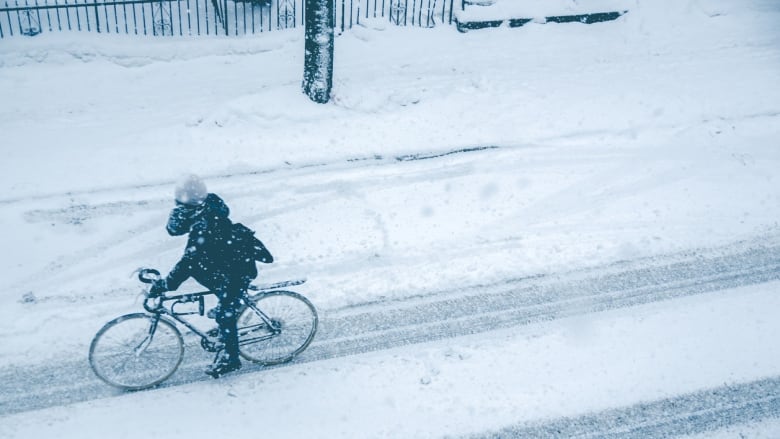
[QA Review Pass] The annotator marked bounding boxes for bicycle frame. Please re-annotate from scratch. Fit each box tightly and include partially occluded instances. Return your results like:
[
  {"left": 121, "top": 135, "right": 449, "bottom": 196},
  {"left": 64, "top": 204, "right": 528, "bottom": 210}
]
[
  {"left": 142, "top": 291, "right": 215, "bottom": 342},
  {"left": 141, "top": 290, "right": 279, "bottom": 347},
  {"left": 134, "top": 269, "right": 308, "bottom": 346}
]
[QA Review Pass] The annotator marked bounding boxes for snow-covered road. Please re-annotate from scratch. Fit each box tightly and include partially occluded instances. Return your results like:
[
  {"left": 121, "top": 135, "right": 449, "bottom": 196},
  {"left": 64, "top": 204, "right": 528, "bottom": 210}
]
[
  {"left": 2, "top": 235, "right": 778, "bottom": 429},
  {"left": 474, "top": 376, "right": 780, "bottom": 438}
]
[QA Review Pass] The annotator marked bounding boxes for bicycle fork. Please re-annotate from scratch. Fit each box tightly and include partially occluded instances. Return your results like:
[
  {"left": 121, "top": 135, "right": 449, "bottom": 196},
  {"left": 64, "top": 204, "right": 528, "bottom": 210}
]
[{"left": 133, "top": 316, "right": 160, "bottom": 357}]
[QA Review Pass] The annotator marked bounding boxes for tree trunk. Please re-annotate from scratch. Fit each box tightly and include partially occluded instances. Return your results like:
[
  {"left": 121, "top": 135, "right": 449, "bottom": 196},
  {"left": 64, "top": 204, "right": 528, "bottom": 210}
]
[{"left": 302, "top": 0, "right": 334, "bottom": 104}]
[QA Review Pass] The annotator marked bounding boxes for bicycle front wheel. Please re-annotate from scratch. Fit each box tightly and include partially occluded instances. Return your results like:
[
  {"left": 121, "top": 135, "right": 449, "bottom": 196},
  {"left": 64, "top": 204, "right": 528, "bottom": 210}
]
[
  {"left": 89, "top": 313, "right": 184, "bottom": 390},
  {"left": 238, "top": 291, "right": 318, "bottom": 365}
]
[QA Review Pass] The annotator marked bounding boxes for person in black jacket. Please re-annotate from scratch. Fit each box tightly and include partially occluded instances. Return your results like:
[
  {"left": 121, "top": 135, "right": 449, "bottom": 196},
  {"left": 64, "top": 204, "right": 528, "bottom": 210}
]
[{"left": 151, "top": 175, "right": 271, "bottom": 378}]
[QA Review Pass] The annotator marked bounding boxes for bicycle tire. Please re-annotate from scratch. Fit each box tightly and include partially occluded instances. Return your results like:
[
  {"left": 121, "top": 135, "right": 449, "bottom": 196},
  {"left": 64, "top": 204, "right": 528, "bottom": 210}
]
[
  {"left": 237, "top": 290, "right": 318, "bottom": 365},
  {"left": 89, "top": 313, "right": 184, "bottom": 390}
]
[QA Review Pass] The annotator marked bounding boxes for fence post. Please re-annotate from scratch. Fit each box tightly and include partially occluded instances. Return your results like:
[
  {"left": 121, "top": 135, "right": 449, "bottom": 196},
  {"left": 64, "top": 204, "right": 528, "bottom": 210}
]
[
  {"left": 302, "top": 0, "right": 334, "bottom": 104},
  {"left": 93, "top": 0, "right": 100, "bottom": 31}
]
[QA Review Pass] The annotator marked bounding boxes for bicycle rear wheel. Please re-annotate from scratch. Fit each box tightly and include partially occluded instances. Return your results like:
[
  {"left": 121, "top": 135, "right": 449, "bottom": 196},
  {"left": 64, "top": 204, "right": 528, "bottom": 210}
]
[
  {"left": 238, "top": 291, "right": 318, "bottom": 365},
  {"left": 89, "top": 313, "right": 184, "bottom": 390}
]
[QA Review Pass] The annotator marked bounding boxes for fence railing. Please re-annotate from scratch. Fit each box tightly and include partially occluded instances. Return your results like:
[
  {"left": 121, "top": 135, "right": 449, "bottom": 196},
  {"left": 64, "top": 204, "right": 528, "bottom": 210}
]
[{"left": 0, "top": 0, "right": 455, "bottom": 38}]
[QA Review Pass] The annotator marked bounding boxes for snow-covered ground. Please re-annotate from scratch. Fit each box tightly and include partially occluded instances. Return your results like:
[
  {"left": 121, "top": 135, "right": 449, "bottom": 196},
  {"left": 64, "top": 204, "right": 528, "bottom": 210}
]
[{"left": 1, "top": 0, "right": 779, "bottom": 437}]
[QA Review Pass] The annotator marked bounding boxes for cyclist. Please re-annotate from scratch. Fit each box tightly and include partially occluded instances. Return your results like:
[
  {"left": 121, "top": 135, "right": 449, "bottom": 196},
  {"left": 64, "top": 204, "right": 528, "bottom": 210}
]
[{"left": 150, "top": 174, "right": 272, "bottom": 378}]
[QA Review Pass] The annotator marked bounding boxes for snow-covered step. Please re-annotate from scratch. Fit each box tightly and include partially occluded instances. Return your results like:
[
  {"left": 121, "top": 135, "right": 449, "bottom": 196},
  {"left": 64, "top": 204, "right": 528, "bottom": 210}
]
[
  {"left": 455, "top": 0, "right": 630, "bottom": 32},
  {"left": 462, "top": 0, "right": 495, "bottom": 6}
]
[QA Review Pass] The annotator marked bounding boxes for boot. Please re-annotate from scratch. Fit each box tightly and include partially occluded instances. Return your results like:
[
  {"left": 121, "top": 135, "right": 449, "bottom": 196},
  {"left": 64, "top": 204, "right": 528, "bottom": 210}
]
[
  {"left": 205, "top": 350, "right": 242, "bottom": 378},
  {"left": 206, "top": 312, "right": 241, "bottom": 378}
]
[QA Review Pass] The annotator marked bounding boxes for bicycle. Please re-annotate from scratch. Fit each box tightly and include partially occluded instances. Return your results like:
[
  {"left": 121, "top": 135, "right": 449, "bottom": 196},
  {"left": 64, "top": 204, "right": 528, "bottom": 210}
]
[{"left": 89, "top": 268, "right": 318, "bottom": 390}]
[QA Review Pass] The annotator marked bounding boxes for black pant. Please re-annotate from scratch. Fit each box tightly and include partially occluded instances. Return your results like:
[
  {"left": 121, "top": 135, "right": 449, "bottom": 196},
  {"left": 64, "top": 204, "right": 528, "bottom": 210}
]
[{"left": 214, "top": 284, "right": 245, "bottom": 361}]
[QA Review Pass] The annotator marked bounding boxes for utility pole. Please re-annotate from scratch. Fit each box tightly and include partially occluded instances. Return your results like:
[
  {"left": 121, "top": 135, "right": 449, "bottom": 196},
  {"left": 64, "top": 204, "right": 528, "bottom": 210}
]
[{"left": 302, "top": 0, "right": 334, "bottom": 104}]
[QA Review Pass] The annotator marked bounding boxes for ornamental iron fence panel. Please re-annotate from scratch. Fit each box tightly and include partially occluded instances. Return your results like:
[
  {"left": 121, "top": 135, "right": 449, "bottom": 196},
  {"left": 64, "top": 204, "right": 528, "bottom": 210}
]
[{"left": 0, "top": 0, "right": 454, "bottom": 37}]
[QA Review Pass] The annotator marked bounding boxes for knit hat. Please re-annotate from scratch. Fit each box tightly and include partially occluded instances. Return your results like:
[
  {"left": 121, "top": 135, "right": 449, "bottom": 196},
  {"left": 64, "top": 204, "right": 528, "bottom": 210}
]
[{"left": 174, "top": 174, "right": 208, "bottom": 206}]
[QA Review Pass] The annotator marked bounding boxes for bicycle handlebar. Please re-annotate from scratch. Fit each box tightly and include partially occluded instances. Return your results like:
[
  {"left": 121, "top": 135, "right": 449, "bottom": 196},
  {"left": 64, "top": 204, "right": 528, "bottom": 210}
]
[{"left": 138, "top": 268, "right": 161, "bottom": 284}]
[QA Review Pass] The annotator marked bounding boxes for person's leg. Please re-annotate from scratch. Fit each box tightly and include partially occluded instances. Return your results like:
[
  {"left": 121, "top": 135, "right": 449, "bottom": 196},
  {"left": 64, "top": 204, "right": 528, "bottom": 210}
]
[
  {"left": 206, "top": 287, "right": 243, "bottom": 377},
  {"left": 217, "top": 294, "right": 241, "bottom": 359}
]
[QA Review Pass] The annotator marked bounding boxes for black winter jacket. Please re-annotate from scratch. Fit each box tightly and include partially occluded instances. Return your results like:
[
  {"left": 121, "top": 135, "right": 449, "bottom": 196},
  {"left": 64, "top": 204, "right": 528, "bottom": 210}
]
[{"left": 165, "top": 194, "right": 259, "bottom": 292}]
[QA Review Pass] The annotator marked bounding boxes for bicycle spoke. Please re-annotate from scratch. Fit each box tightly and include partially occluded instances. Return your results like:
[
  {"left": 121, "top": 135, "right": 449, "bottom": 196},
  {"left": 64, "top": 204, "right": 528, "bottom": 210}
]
[
  {"left": 237, "top": 291, "right": 317, "bottom": 365},
  {"left": 89, "top": 314, "right": 183, "bottom": 390}
]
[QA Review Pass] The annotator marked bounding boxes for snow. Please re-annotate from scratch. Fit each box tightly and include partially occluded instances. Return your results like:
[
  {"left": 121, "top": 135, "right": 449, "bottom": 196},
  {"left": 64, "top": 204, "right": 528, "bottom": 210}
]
[{"left": 1, "top": 0, "right": 780, "bottom": 436}]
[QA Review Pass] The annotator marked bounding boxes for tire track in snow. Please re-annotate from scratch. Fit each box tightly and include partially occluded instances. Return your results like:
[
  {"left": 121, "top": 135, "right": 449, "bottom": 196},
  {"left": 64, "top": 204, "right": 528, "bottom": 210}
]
[
  {"left": 19, "top": 146, "right": 503, "bottom": 225},
  {"left": 0, "top": 239, "right": 779, "bottom": 417},
  {"left": 303, "top": 241, "right": 780, "bottom": 360},
  {"left": 1, "top": 146, "right": 501, "bottom": 206},
  {"left": 467, "top": 376, "right": 780, "bottom": 439},
  {"left": 6, "top": 146, "right": 498, "bottom": 296}
]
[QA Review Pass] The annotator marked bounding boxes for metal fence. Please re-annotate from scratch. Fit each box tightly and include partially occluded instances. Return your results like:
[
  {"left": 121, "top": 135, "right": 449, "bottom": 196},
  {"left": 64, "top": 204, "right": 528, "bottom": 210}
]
[{"left": 0, "top": 0, "right": 455, "bottom": 38}]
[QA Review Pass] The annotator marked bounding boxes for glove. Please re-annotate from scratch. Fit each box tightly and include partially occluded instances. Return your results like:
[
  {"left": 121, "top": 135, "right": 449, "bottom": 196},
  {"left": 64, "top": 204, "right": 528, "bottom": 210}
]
[{"left": 149, "top": 279, "right": 169, "bottom": 297}]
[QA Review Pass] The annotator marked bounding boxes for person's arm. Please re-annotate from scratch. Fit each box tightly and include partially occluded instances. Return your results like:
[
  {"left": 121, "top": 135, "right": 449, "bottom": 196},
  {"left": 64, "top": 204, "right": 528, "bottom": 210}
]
[
  {"left": 166, "top": 205, "right": 196, "bottom": 236},
  {"left": 150, "top": 253, "right": 192, "bottom": 294},
  {"left": 164, "top": 248, "right": 196, "bottom": 291}
]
